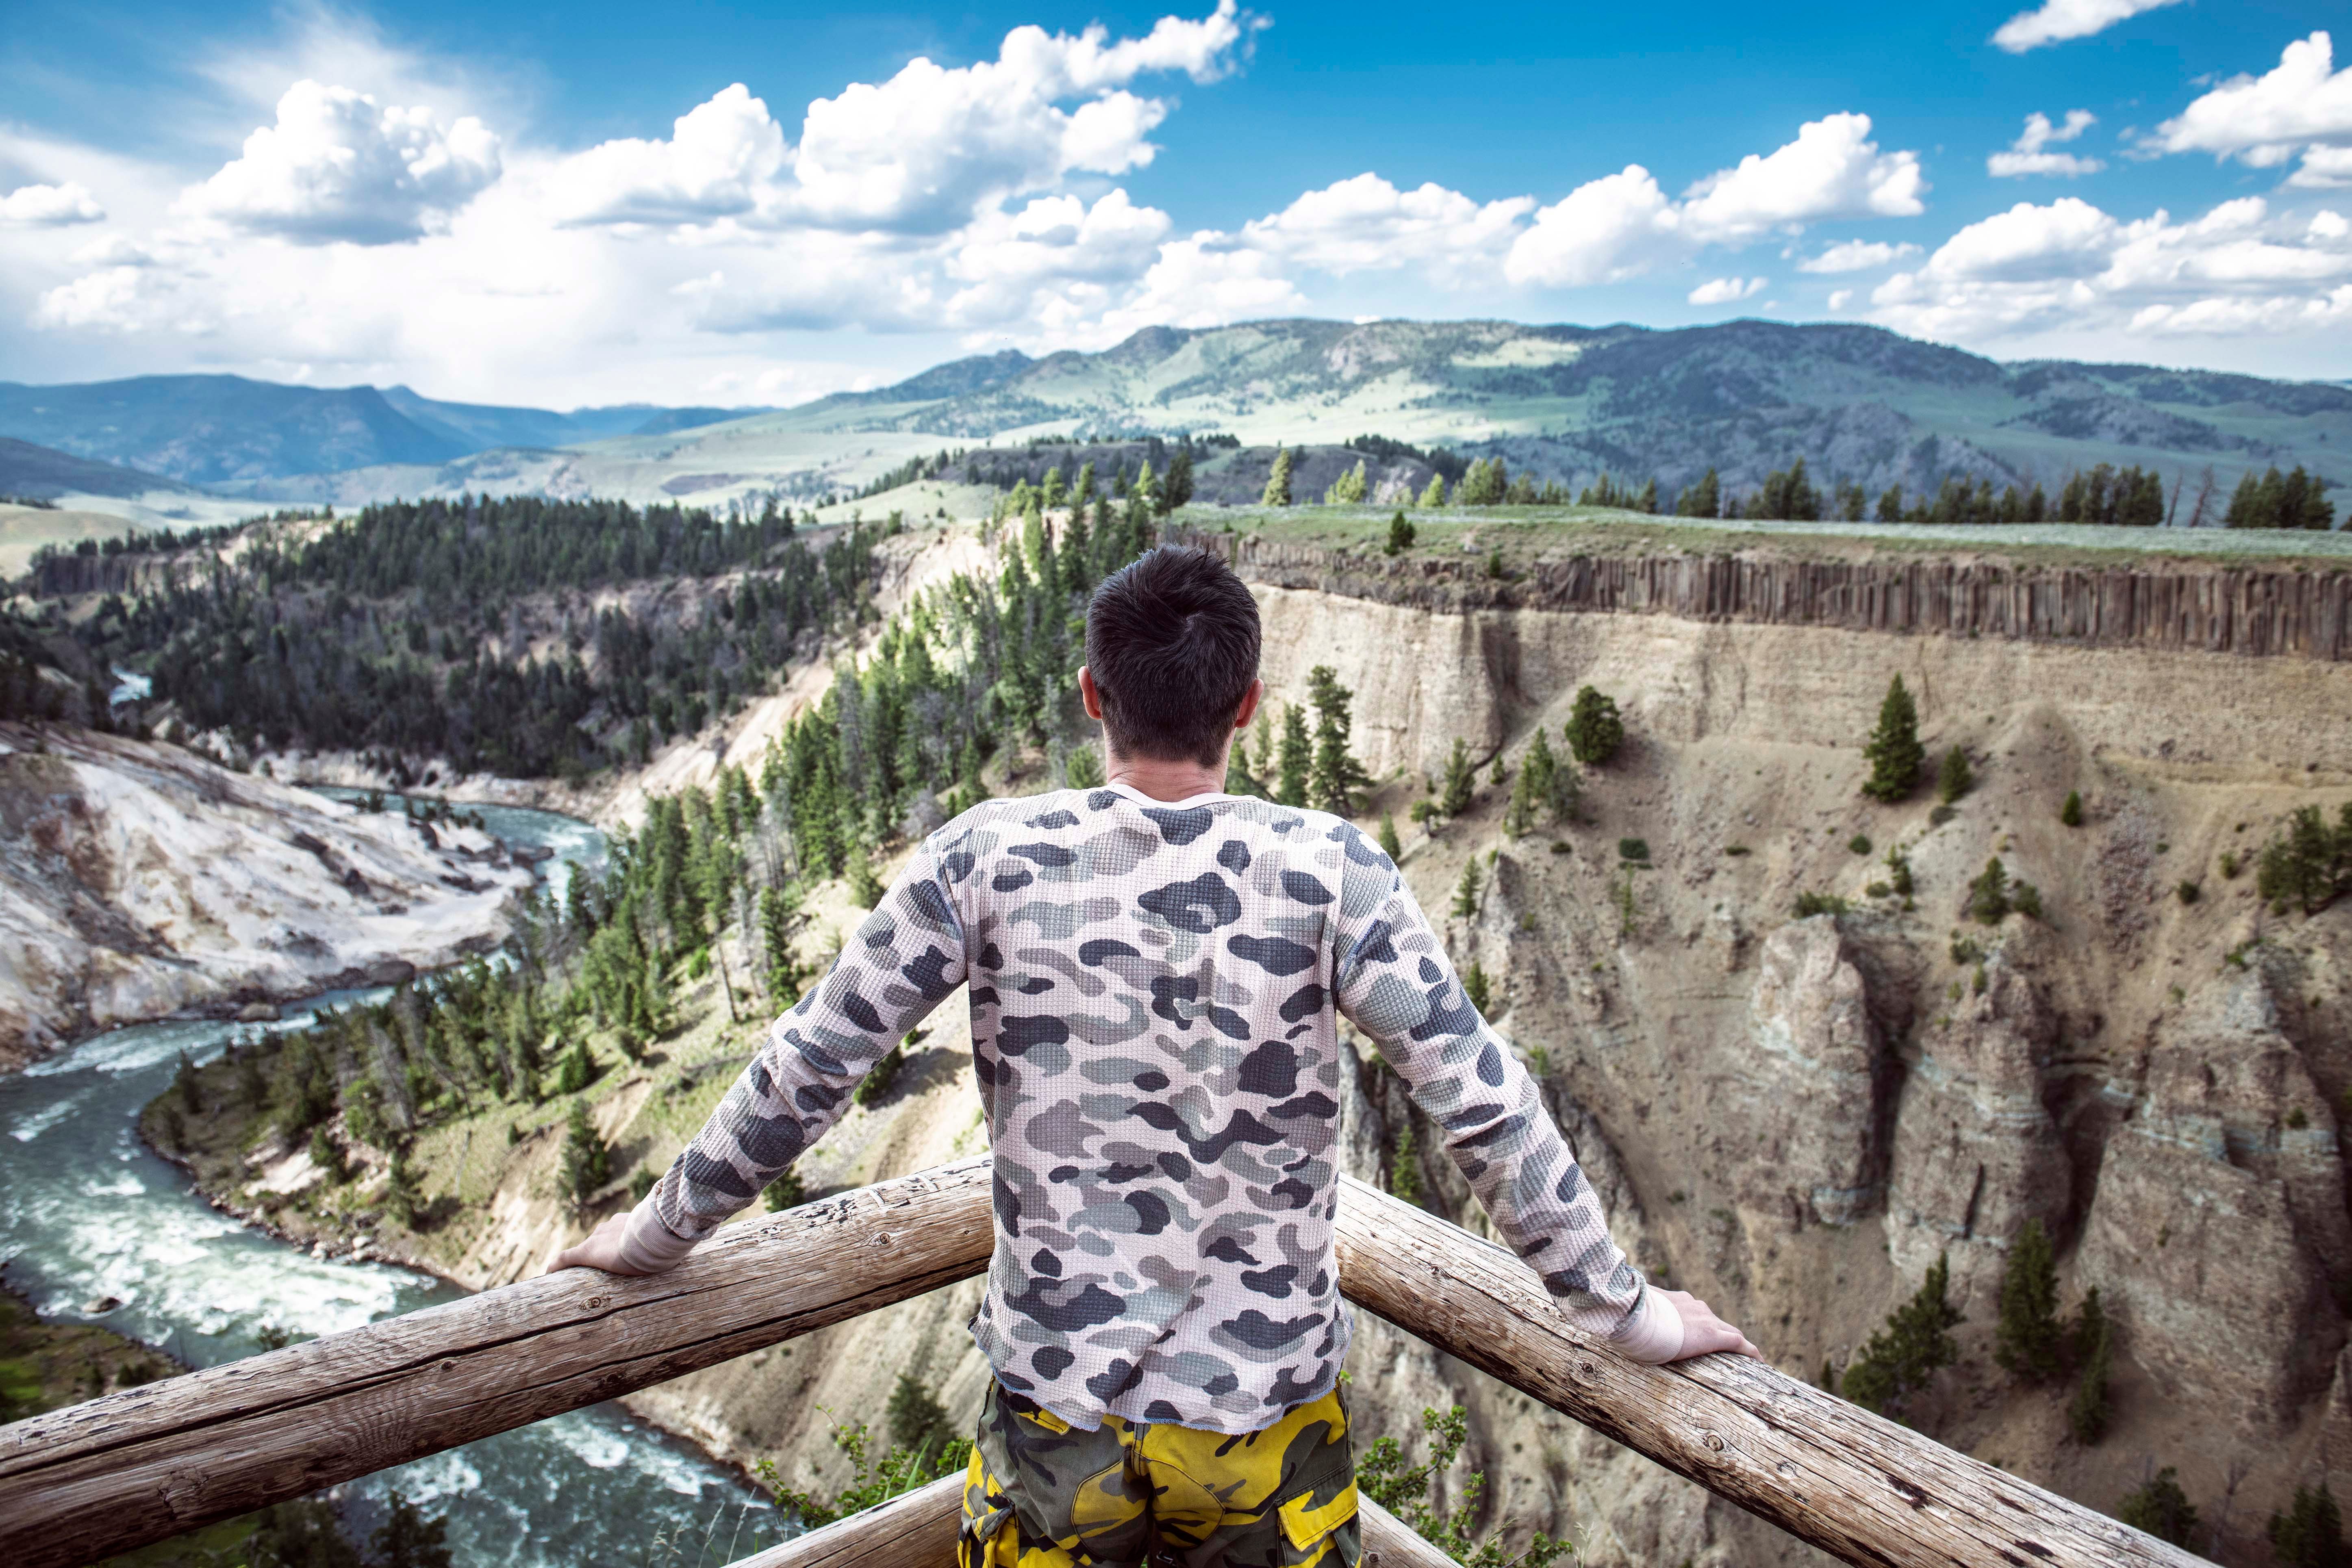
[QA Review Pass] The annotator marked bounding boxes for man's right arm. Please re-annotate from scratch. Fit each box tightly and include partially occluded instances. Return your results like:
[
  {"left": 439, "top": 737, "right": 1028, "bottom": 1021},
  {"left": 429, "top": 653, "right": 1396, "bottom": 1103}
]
[{"left": 565, "top": 840, "right": 970, "bottom": 1275}]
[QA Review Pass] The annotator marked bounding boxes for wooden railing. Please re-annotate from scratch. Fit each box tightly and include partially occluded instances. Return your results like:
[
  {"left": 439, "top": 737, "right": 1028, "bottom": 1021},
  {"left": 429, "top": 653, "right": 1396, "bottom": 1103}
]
[{"left": 0, "top": 1155, "right": 2197, "bottom": 1568}]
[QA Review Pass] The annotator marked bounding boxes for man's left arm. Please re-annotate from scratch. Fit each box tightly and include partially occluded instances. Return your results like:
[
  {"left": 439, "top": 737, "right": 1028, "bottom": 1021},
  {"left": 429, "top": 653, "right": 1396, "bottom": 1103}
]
[{"left": 551, "top": 838, "right": 969, "bottom": 1275}]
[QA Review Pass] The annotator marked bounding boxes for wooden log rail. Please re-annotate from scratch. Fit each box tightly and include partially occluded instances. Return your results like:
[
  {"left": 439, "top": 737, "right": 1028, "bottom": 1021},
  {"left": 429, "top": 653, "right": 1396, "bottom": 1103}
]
[{"left": 0, "top": 1156, "right": 2195, "bottom": 1568}]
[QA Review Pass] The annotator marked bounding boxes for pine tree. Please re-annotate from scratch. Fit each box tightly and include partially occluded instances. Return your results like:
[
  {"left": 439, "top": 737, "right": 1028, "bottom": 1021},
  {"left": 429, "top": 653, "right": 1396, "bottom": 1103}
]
[
  {"left": 1677, "top": 468, "right": 1721, "bottom": 518},
  {"left": 1386, "top": 511, "right": 1416, "bottom": 554},
  {"left": 1937, "top": 744, "right": 1973, "bottom": 805},
  {"left": 760, "top": 884, "right": 803, "bottom": 995},
  {"left": 2117, "top": 1469, "right": 2198, "bottom": 1549},
  {"left": 1451, "top": 859, "right": 1482, "bottom": 918},
  {"left": 2271, "top": 1484, "right": 2350, "bottom": 1568},
  {"left": 1276, "top": 704, "right": 1312, "bottom": 807},
  {"left": 887, "top": 1373, "right": 960, "bottom": 1465},
  {"left": 1439, "top": 738, "right": 1477, "bottom": 817},
  {"left": 1993, "top": 1218, "right": 2064, "bottom": 1382},
  {"left": 1262, "top": 447, "right": 1294, "bottom": 508},
  {"left": 1305, "top": 667, "right": 1374, "bottom": 815},
  {"left": 1462, "top": 961, "right": 1492, "bottom": 1013},
  {"left": 1840, "top": 1253, "right": 1964, "bottom": 1415},
  {"left": 554, "top": 1038, "right": 595, "bottom": 1094},
  {"left": 2060, "top": 790, "right": 2083, "bottom": 827},
  {"left": 1968, "top": 858, "right": 2012, "bottom": 924},
  {"left": 1325, "top": 459, "right": 1369, "bottom": 505},
  {"left": 1564, "top": 687, "right": 1624, "bottom": 766},
  {"left": 384, "top": 1149, "right": 426, "bottom": 1227},
  {"left": 559, "top": 1098, "right": 610, "bottom": 1207},
  {"left": 1418, "top": 472, "right": 1447, "bottom": 508},
  {"left": 1161, "top": 447, "right": 1194, "bottom": 513},
  {"left": 2068, "top": 1287, "right": 2112, "bottom": 1445},
  {"left": 368, "top": 1490, "right": 454, "bottom": 1568},
  {"left": 1377, "top": 814, "right": 1403, "bottom": 861},
  {"left": 1860, "top": 675, "right": 1924, "bottom": 801}
]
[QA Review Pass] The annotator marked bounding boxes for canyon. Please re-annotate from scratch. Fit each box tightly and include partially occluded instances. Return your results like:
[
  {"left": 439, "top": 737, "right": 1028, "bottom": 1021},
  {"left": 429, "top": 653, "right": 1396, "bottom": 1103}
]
[{"left": 11, "top": 512, "right": 2350, "bottom": 1564}]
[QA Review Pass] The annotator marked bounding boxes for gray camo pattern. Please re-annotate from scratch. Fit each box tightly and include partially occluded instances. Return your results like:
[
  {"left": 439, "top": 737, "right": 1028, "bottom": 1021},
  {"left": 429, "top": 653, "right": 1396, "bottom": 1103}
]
[{"left": 645, "top": 784, "right": 1647, "bottom": 1433}]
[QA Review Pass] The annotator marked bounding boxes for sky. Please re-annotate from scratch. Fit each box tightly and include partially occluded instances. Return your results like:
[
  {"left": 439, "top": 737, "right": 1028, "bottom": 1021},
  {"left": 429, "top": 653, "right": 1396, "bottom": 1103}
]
[{"left": 4, "top": 0, "right": 2352, "bottom": 409}]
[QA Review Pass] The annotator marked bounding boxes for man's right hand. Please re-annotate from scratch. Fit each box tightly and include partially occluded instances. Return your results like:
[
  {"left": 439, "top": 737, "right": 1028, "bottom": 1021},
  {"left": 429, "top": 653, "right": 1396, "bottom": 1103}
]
[{"left": 1659, "top": 1288, "right": 1762, "bottom": 1360}]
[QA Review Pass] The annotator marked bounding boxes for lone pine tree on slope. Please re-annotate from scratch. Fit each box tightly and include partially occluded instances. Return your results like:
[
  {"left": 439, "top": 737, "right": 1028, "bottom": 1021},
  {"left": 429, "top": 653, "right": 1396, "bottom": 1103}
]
[{"left": 1861, "top": 674, "right": 1924, "bottom": 802}]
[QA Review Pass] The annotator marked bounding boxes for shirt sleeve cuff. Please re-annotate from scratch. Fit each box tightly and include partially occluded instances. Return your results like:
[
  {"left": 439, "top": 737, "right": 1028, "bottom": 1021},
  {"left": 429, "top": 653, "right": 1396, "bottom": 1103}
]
[
  {"left": 1607, "top": 1285, "right": 1686, "bottom": 1364},
  {"left": 616, "top": 1195, "right": 699, "bottom": 1274}
]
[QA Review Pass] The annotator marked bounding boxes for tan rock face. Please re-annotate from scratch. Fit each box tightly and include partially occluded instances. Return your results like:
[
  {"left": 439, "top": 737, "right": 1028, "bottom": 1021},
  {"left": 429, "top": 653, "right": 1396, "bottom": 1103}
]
[
  {"left": 1724, "top": 916, "right": 1892, "bottom": 1229},
  {"left": 2078, "top": 962, "right": 2351, "bottom": 1429},
  {"left": 1884, "top": 952, "right": 2071, "bottom": 1308}
]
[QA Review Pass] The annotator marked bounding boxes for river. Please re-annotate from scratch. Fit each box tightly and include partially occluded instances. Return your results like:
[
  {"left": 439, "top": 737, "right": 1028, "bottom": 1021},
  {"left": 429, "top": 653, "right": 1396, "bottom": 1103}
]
[{"left": 0, "top": 796, "right": 789, "bottom": 1566}]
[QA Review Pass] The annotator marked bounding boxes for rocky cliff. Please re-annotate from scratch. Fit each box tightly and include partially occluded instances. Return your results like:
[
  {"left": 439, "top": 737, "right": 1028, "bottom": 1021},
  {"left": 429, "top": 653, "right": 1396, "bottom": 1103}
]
[
  {"left": 0, "top": 725, "right": 533, "bottom": 1066},
  {"left": 623, "top": 533, "right": 2346, "bottom": 1563}
]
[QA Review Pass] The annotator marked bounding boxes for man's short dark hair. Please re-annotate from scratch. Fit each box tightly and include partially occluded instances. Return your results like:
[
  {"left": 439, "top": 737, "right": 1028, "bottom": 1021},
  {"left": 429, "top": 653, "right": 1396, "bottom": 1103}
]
[{"left": 1086, "top": 545, "right": 1261, "bottom": 767}]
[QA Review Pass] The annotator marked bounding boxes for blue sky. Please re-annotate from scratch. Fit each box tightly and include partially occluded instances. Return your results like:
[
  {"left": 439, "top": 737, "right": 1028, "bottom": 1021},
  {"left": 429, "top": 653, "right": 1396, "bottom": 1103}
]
[{"left": 4, "top": 0, "right": 2351, "bottom": 406}]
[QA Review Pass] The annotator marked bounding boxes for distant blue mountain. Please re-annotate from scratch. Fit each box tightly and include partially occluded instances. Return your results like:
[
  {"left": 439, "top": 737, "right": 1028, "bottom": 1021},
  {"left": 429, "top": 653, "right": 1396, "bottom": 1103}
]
[{"left": 0, "top": 375, "right": 773, "bottom": 485}]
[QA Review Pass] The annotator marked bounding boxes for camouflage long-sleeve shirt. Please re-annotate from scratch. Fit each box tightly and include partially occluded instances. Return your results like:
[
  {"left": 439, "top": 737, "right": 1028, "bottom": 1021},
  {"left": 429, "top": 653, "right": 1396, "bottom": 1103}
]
[{"left": 618, "top": 783, "right": 1680, "bottom": 1433}]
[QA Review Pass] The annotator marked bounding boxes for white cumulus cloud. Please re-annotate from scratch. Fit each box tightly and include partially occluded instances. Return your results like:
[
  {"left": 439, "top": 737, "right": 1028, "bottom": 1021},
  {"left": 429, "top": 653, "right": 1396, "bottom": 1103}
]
[
  {"left": 1990, "top": 111, "right": 2104, "bottom": 178},
  {"left": 1239, "top": 174, "right": 1531, "bottom": 286},
  {"left": 1688, "top": 276, "right": 1766, "bottom": 304},
  {"left": 1678, "top": 113, "right": 1925, "bottom": 241},
  {"left": 1991, "top": 0, "right": 2185, "bottom": 53},
  {"left": 177, "top": 79, "right": 500, "bottom": 244},
  {"left": 2151, "top": 32, "right": 2352, "bottom": 181},
  {"left": 1, "top": 182, "right": 106, "bottom": 226},
  {"left": 1504, "top": 165, "right": 1683, "bottom": 288},
  {"left": 547, "top": 85, "right": 788, "bottom": 226},
  {"left": 1796, "top": 239, "right": 1920, "bottom": 273},
  {"left": 1870, "top": 193, "right": 2352, "bottom": 342}
]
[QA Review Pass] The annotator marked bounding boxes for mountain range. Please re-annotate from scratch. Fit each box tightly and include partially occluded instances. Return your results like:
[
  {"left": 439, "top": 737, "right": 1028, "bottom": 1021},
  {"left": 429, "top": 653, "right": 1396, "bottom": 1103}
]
[
  {"left": 0, "top": 375, "right": 771, "bottom": 488},
  {"left": 2, "top": 320, "right": 2345, "bottom": 517}
]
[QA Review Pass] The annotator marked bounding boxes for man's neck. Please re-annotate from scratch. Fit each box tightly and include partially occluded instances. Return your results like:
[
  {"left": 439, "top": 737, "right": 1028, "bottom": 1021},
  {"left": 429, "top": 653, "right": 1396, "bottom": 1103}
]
[{"left": 1104, "top": 749, "right": 1227, "bottom": 803}]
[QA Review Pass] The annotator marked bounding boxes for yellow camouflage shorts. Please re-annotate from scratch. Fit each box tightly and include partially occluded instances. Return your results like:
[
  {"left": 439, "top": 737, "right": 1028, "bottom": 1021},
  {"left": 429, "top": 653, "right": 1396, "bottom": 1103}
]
[{"left": 957, "top": 1381, "right": 1360, "bottom": 1568}]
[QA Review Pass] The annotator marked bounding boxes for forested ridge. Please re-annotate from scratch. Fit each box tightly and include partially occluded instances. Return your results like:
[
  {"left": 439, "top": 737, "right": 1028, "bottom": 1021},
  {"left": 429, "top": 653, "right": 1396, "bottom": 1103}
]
[
  {"left": 159, "top": 481, "right": 1171, "bottom": 1197},
  {"left": 42, "top": 495, "right": 888, "bottom": 779}
]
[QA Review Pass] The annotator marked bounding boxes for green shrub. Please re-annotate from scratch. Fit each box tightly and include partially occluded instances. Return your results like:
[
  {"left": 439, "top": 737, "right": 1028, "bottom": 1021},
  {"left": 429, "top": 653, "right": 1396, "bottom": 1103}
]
[
  {"left": 1967, "top": 858, "right": 2011, "bottom": 924},
  {"left": 856, "top": 1044, "right": 906, "bottom": 1107},
  {"left": 1865, "top": 881, "right": 1891, "bottom": 898},
  {"left": 1386, "top": 512, "right": 1416, "bottom": 554},
  {"left": 764, "top": 1169, "right": 806, "bottom": 1211},
  {"left": 1794, "top": 891, "right": 1851, "bottom": 918},
  {"left": 629, "top": 1167, "right": 658, "bottom": 1202},
  {"left": 849, "top": 851, "right": 888, "bottom": 910},
  {"left": 1618, "top": 838, "right": 1650, "bottom": 862},
  {"left": 1565, "top": 686, "right": 1624, "bottom": 766},
  {"left": 1377, "top": 814, "right": 1403, "bottom": 861},
  {"left": 1848, "top": 834, "right": 1872, "bottom": 855},
  {"left": 2060, "top": 790, "right": 2083, "bottom": 827},
  {"left": 1724, "top": 844, "right": 1752, "bottom": 857},
  {"left": 2117, "top": 1468, "right": 2198, "bottom": 1548},
  {"left": 2176, "top": 880, "right": 2200, "bottom": 905},
  {"left": 1929, "top": 804, "right": 1958, "bottom": 826},
  {"left": 1936, "top": 745, "right": 1973, "bottom": 806},
  {"left": 1356, "top": 1403, "right": 1573, "bottom": 1568},
  {"left": 1063, "top": 744, "right": 1105, "bottom": 789},
  {"left": 2256, "top": 803, "right": 2352, "bottom": 914},
  {"left": 1885, "top": 847, "right": 1915, "bottom": 897}
]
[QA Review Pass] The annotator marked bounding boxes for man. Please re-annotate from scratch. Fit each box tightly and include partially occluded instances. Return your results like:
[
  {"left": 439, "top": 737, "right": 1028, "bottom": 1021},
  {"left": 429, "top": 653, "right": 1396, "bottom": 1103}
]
[{"left": 554, "top": 544, "right": 1757, "bottom": 1566}]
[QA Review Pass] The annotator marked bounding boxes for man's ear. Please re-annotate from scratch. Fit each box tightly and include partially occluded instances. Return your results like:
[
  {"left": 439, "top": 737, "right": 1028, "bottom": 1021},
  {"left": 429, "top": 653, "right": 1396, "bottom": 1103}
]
[
  {"left": 1078, "top": 665, "right": 1105, "bottom": 721},
  {"left": 1231, "top": 677, "right": 1263, "bottom": 731}
]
